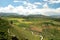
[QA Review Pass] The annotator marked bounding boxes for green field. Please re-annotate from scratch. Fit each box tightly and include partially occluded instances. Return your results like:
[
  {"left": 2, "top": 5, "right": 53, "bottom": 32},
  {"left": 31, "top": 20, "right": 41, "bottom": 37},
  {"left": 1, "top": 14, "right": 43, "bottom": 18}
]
[{"left": 0, "top": 17, "right": 60, "bottom": 40}]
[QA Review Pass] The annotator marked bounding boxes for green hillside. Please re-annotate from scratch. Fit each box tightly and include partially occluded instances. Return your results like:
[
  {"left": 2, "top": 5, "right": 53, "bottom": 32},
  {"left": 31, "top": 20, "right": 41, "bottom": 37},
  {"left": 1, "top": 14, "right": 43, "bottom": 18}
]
[
  {"left": 0, "top": 17, "right": 10, "bottom": 40},
  {"left": 0, "top": 17, "right": 60, "bottom": 40}
]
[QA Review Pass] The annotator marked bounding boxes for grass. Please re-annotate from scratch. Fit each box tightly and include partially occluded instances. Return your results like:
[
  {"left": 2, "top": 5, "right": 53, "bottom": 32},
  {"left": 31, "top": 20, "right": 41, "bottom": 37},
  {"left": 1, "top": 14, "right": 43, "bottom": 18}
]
[{"left": 0, "top": 17, "right": 60, "bottom": 40}]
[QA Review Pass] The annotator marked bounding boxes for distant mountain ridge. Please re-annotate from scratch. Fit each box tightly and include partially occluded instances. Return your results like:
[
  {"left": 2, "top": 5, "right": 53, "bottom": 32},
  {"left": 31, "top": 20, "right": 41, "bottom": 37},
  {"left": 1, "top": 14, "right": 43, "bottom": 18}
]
[
  {"left": 50, "top": 15, "right": 60, "bottom": 18},
  {"left": 0, "top": 13, "right": 60, "bottom": 18},
  {"left": 0, "top": 13, "right": 47, "bottom": 17},
  {"left": 0, "top": 13, "right": 19, "bottom": 16}
]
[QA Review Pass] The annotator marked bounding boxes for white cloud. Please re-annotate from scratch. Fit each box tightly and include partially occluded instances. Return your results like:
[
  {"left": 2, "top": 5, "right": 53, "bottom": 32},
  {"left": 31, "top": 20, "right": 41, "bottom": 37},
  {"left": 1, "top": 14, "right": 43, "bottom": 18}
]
[
  {"left": 13, "top": 0, "right": 37, "bottom": 10},
  {"left": 50, "top": 0, "right": 60, "bottom": 3},
  {"left": 23, "top": 2, "right": 38, "bottom": 9},
  {"left": 13, "top": 1, "right": 20, "bottom": 2},
  {"left": 13, "top": 0, "right": 20, "bottom": 2},
  {"left": 43, "top": 0, "right": 48, "bottom": 1},
  {"left": 0, "top": 5, "right": 14, "bottom": 13},
  {"left": 0, "top": 3, "right": 60, "bottom": 16},
  {"left": 34, "top": 2, "right": 42, "bottom": 5},
  {"left": 48, "top": 0, "right": 60, "bottom": 4},
  {"left": 27, "top": 3, "right": 37, "bottom": 9},
  {"left": 43, "top": 0, "right": 60, "bottom": 4},
  {"left": 43, "top": 3, "right": 49, "bottom": 8},
  {"left": 23, "top": 1, "right": 27, "bottom": 4}
]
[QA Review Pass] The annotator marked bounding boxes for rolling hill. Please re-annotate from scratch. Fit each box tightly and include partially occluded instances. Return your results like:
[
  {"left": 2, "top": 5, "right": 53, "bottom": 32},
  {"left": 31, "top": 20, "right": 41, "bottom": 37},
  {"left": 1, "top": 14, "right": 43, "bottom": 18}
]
[{"left": 0, "top": 13, "right": 60, "bottom": 40}]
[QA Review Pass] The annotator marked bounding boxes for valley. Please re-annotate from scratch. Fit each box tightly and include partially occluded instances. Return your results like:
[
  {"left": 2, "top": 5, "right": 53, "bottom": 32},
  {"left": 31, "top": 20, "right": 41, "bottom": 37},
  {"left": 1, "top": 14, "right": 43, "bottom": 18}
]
[{"left": 0, "top": 16, "right": 60, "bottom": 40}]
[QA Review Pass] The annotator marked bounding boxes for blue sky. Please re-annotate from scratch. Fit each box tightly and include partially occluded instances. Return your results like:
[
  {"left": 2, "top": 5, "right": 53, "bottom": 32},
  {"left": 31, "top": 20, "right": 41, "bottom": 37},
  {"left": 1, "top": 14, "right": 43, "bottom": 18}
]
[
  {"left": 0, "top": 0, "right": 60, "bottom": 15},
  {"left": 0, "top": 0, "right": 60, "bottom": 8}
]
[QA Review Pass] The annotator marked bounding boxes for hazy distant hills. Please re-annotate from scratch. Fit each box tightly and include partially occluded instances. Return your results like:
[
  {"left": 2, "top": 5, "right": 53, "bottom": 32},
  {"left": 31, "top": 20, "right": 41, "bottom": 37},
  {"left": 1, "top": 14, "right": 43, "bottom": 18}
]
[
  {"left": 0, "top": 13, "right": 60, "bottom": 18},
  {"left": 0, "top": 13, "right": 19, "bottom": 16},
  {"left": 50, "top": 15, "right": 60, "bottom": 18},
  {"left": 0, "top": 13, "right": 47, "bottom": 17}
]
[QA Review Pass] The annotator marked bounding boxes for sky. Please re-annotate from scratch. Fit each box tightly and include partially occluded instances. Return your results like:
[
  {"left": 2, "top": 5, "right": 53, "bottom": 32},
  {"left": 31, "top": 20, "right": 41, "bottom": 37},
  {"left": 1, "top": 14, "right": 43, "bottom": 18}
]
[{"left": 0, "top": 0, "right": 60, "bottom": 16}]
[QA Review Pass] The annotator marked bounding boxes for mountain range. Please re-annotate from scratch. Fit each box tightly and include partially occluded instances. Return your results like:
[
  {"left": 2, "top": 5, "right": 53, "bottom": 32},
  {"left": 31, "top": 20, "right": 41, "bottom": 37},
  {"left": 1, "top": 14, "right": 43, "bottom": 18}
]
[{"left": 0, "top": 13, "right": 60, "bottom": 18}]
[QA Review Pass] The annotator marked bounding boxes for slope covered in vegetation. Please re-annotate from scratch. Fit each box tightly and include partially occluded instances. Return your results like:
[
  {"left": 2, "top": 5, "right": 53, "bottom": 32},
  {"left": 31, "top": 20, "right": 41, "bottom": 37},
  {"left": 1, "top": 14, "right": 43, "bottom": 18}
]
[
  {"left": 0, "top": 17, "right": 60, "bottom": 40},
  {"left": 0, "top": 17, "right": 10, "bottom": 40}
]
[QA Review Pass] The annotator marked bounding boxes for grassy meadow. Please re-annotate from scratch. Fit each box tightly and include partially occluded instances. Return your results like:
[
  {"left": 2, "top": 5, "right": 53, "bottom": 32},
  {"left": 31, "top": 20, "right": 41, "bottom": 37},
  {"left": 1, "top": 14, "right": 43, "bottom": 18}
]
[{"left": 0, "top": 17, "right": 60, "bottom": 40}]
